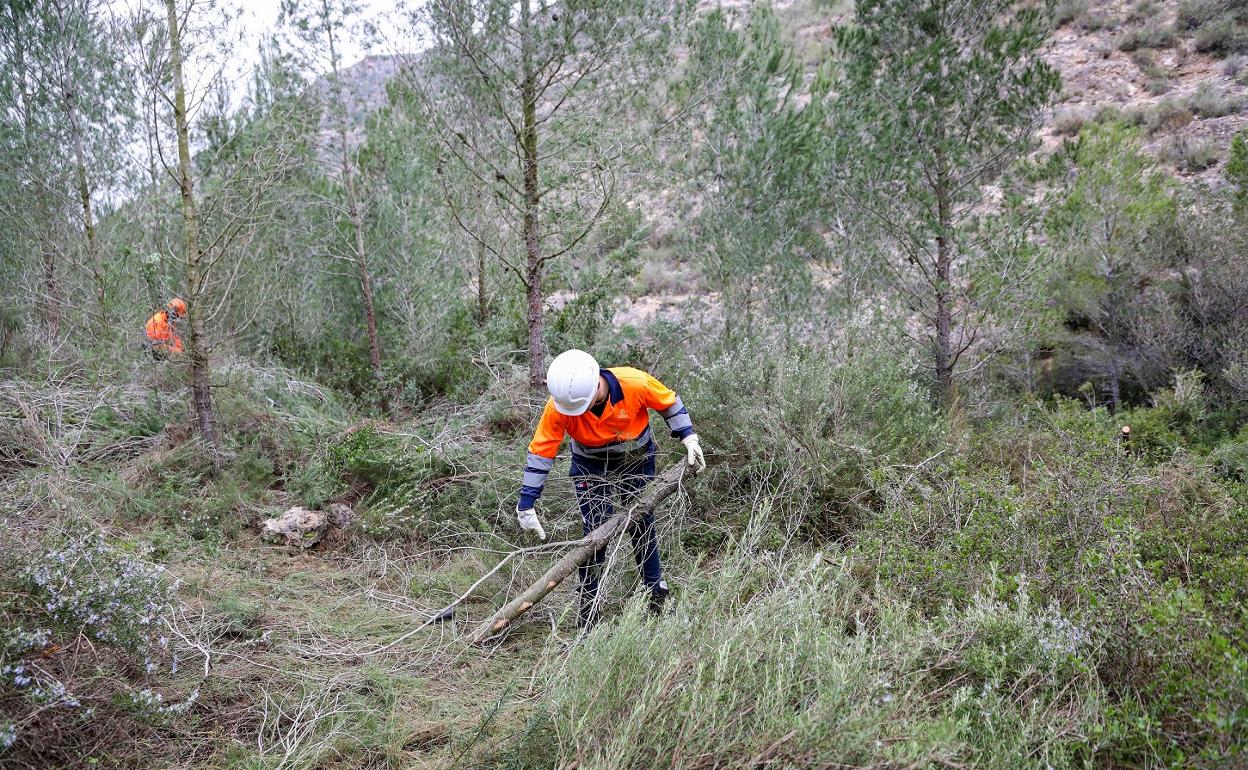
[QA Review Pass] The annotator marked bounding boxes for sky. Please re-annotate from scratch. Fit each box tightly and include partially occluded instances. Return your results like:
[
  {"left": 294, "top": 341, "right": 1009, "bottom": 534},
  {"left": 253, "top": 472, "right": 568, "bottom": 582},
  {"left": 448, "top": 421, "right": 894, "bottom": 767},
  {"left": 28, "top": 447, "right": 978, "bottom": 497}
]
[
  {"left": 111, "top": 0, "right": 422, "bottom": 113},
  {"left": 240, "top": 0, "right": 419, "bottom": 61},
  {"left": 102, "top": 0, "right": 424, "bottom": 202},
  {"left": 232, "top": 0, "right": 421, "bottom": 104}
]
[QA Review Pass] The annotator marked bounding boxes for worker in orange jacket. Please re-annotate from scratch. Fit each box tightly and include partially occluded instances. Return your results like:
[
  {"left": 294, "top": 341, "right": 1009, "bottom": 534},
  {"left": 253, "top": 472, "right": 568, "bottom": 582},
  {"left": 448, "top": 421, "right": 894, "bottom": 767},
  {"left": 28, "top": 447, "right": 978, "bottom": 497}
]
[
  {"left": 144, "top": 298, "right": 186, "bottom": 359},
  {"left": 516, "top": 349, "right": 706, "bottom": 626}
]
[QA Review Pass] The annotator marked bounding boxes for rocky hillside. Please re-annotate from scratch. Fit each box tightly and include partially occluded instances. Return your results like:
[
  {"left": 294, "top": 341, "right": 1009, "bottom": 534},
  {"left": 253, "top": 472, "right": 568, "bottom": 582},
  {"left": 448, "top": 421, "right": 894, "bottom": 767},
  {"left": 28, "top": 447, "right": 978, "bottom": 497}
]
[
  {"left": 318, "top": 0, "right": 1246, "bottom": 328},
  {"left": 310, "top": 54, "right": 403, "bottom": 153},
  {"left": 1041, "top": 0, "right": 1248, "bottom": 185},
  {"left": 329, "top": 1, "right": 1246, "bottom": 185}
]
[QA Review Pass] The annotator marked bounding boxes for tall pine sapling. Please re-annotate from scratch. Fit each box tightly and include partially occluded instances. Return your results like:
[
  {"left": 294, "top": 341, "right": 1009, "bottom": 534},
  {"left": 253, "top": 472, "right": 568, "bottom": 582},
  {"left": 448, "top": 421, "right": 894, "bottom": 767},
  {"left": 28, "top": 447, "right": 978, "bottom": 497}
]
[
  {"left": 409, "top": 0, "right": 691, "bottom": 389},
  {"left": 836, "top": 0, "right": 1060, "bottom": 407}
]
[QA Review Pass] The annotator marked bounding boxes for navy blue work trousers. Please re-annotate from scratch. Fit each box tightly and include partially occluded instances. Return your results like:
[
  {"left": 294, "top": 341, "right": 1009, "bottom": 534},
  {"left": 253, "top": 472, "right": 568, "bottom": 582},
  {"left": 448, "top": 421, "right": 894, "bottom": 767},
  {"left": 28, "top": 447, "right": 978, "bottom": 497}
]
[{"left": 569, "top": 444, "right": 662, "bottom": 604}]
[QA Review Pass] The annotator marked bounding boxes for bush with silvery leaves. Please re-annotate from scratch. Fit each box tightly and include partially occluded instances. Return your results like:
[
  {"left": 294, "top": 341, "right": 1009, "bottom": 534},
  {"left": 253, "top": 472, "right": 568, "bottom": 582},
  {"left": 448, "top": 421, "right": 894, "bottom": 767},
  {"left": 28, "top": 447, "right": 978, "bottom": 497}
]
[{"left": 1, "top": 524, "right": 196, "bottom": 758}]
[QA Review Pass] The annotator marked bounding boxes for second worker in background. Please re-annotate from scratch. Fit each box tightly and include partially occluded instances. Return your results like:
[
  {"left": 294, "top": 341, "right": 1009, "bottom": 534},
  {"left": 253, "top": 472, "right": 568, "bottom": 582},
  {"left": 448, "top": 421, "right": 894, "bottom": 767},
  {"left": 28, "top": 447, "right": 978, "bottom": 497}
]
[{"left": 516, "top": 349, "right": 706, "bottom": 627}]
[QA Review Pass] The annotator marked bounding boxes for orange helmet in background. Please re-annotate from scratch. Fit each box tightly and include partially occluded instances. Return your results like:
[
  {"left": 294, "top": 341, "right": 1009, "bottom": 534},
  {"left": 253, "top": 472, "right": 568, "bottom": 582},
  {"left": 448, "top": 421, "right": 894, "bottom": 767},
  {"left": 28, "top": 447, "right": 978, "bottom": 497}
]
[{"left": 167, "top": 298, "right": 187, "bottom": 317}]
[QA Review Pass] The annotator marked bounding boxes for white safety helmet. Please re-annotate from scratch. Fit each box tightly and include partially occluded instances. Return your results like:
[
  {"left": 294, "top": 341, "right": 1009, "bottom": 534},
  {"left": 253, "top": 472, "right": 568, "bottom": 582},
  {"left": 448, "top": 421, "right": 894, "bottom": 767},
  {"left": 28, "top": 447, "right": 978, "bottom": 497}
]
[{"left": 546, "top": 349, "right": 601, "bottom": 416}]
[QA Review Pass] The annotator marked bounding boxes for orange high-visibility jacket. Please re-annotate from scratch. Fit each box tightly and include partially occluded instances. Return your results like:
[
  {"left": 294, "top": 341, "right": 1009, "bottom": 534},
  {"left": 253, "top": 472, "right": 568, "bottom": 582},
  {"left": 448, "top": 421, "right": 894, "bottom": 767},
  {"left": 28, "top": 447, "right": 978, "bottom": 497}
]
[
  {"left": 144, "top": 310, "right": 184, "bottom": 353},
  {"left": 518, "top": 367, "right": 694, "bottom": 509}
]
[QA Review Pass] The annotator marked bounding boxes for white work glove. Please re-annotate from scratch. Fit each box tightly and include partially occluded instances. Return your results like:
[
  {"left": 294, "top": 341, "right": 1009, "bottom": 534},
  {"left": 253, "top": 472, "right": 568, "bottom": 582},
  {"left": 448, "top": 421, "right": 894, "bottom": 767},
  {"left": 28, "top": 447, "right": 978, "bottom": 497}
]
[
  {"left": 516, "top": 507, "right": 546, "bottom": 540},
  {"left": 682, "top": 434, "right": 706, "bottom": 474}
]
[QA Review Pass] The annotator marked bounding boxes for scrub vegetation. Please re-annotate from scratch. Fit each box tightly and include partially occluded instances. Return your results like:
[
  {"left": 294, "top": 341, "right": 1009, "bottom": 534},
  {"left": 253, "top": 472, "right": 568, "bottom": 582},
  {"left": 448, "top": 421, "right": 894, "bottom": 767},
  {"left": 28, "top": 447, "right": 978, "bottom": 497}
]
[{"left": 2, "top": 1, "right": 1248, "bottom": 769}]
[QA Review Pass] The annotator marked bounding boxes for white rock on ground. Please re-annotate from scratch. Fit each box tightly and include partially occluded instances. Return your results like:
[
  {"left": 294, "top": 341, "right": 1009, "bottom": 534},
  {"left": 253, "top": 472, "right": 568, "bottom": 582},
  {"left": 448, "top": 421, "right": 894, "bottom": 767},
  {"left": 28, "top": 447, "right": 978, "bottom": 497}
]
[{"left": 261, "top": 506, "right": 329, "bottom": 549}]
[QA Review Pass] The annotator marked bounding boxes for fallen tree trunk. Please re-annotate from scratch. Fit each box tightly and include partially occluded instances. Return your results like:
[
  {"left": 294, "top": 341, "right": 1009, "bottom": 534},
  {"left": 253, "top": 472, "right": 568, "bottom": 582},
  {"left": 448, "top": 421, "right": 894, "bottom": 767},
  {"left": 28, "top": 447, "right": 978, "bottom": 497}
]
[{"left": 469, "top": 462, "right": 690, "bottom": 644}]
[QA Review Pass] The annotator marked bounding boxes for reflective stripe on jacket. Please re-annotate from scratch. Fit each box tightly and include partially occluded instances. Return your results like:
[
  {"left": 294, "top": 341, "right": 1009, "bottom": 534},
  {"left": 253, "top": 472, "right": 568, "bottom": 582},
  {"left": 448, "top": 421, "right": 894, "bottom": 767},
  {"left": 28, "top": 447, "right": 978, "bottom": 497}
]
[{"left": 517, "top": 366, "right": 694, "bottom": 510}]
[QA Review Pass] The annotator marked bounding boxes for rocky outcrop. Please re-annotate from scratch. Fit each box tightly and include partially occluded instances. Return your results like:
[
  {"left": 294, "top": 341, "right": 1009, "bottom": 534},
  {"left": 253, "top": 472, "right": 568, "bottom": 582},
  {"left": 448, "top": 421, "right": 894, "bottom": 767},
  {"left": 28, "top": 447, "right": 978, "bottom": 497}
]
[{"left": 261, "top": 503, "right": 353, "bottom": 549}]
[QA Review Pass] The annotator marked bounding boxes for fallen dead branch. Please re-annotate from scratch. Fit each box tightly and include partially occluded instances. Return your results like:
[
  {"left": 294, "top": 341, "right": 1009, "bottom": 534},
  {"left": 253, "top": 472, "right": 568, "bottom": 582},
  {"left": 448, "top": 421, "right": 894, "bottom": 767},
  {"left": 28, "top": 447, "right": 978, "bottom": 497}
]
[{"left": 469, "top": 462, "right": 691, "bottom": 645}]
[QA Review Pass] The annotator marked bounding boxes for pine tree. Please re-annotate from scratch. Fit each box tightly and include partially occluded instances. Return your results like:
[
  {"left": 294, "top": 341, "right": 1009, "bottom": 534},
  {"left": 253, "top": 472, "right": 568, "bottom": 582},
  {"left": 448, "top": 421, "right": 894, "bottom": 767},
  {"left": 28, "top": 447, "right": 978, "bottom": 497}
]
[
  {"left": 837, "top": 0, "right": 1060, "bottom": 407},
  {"left": 411, "top": 0, "right": 691, "bottom": 389},
  {"left": 163, "top": 0, "right": 220, "bottom": 461},
  {"left": 280, "top": 0, "right": 383, "bottom": 379}
]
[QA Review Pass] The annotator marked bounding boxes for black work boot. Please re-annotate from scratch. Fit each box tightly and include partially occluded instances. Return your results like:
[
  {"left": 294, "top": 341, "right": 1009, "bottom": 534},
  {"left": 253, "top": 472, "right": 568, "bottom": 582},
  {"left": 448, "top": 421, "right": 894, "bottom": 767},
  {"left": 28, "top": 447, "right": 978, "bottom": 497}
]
[
  {"left": 648, "top": 579, "right": 670, "bottom": 616},
  {"left": 578, "top": 593, "right": 602, "bottom": 630}
]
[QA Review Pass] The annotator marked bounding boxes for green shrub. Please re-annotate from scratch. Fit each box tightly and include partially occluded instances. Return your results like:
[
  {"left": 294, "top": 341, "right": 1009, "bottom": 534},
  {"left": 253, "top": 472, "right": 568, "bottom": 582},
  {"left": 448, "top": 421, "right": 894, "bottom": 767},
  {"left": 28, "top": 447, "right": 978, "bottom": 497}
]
[
  {"left": 269, "top": 316, "right": 490, "bottom": 409},
  {"left": 1175, "top": 0, "right": 1248, "bottom": 55},
  {"left": 1184, "top": 80, "right": 1244, "bottom": 118},
  {"left": 673, "top": 341, "right": 945, "bottom": 542},
  {"left": 1115, "top": 371, "right": 1246, "bottom": 459},
  {"left": 1160, "top": 134, "right": 1222, "bottom": 172},
  {"left": 1227, "top": 131, "right": 1248, "bottom": 208},
  {"left": 1117, "top": 18, "right": 1177, "bottom": 51},
  {"left": 1053, "top": 0, "right": 1089, "bottom": 27},
  {"left": 1207, "top": 439, "right": 1248, "bottom": 480},
  {"left": 320, "top": 425, "right": 493, "bottom": 540},
  {"left": 1131, "top": 49, "right": 1173, "bottom": 94},
  {"left": 1055, "top": 105, "right": 1094, "bottom": 136},
  {"left": 1123, "top": 98, "right": 1194, "bottom": 134},
  {"left": 545, "top": 283, "right": 614, "bottom": 357},
  {"left": 1128, "top": 0, "right": 1160, "bottom": 25},
  {"left": 1194, "top": 16, "right": 1244, "bottom": 54},
  {"left": 523, "top": 533, "right": 1109, "bottom": 770},
  {"left": 1145, "top": 75, "right": 1172, "bottom": 95},
  {"left": 0, "top": 522, "right": 198, "bottom": 766},
  {"left": 850, "top": 400, "right": 1247, "bottom": 763},
  {"left": 1177, "top": 0, "right": 1225, "bottom": 31}
]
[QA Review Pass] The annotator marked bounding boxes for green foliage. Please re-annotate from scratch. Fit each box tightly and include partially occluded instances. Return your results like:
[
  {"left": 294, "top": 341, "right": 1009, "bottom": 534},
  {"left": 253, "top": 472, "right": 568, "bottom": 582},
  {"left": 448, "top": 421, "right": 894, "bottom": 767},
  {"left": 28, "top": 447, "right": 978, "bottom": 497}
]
[
  {"left": 5, "top": 0, "right": 1248, "bottom": 766},
  {"left": 1177, "top": 0, "right": 1248, "bottom": 55},
  {"left": 546, "top": 283, "right": 614, "bottom": 356},
  {"left": 835, "top": 0, "right": 1061, "bottom": 404},
  {"left": 520, "top": 532, "right": 1109, "bottom": 769},
  {"left": 1122, "top": 97, "right": 1194, "bottom": 135},
  {"left": 673, "top": 341, "right": 945, "bottom": 541},
  {"left": 1160, "top": 135, "right": 1222, "bottom": 172},
  {"left": 1184, "top": 80, "right": 1244, "bottom": 118},
  {"left": 1054, "top": 0, "right": 1090, "bottom": 27},
  {"left": 0, "top": 521, "right": 196, "bottom": 765},
  {"left": 1047, "top": 124, "right": 1175, "bottom": 258},
  {"left": 1041, "top": 122, "right": 1194, "bottom": 407},
  {"left": 1118, "top": 17, "right": 1178, "bottom": 51},
  {"left": 1228, "top": 131, "right": 1248, "bottom": 211},
  {"left": 853, "top": 401, "right": 1248, "bottom": 763},
  {"left": 314, "top": 425, "right": 491, "bottom": 540},
  {"left": 1207, "top": 437, "right": 1248, "bottom": 481},
  {"left": 415, "top": 0, "right": 695, "bottom": 384},
  {"left": 269, "top": 323, "right": 388, "bottom": 403},
  {"left": 680, "top": 5, "right": 830, "bottom": 338}
]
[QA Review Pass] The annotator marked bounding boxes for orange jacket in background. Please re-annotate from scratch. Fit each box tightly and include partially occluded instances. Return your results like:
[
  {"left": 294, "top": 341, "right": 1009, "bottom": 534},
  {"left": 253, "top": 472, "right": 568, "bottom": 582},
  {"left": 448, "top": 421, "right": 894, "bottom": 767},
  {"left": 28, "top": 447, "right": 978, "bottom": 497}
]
[{"left": 145, "top": 309, "right": 184, "bottom": 353}]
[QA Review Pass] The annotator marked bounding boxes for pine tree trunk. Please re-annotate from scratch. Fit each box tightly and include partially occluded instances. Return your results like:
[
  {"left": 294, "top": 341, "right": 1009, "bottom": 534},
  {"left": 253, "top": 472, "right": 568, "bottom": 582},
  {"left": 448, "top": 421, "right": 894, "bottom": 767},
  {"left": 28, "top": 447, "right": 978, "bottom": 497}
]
[
  {"left": 933, "top": 155, "right": 954, "bottom": 409},
  {"left": 65, "top": 88, "right": 106, "bottom": 327},
  {"left": 521, "top": 2, "right": 546, "bottom": 390},
  {"left": 477, "top": 240, "right": 488, "bottom": 326},
  {"left": 166, "top": 0, "right": 221, "bottom": 464},
  {"left": 324, "top": 0, "right": 381, "bottom": 378}
]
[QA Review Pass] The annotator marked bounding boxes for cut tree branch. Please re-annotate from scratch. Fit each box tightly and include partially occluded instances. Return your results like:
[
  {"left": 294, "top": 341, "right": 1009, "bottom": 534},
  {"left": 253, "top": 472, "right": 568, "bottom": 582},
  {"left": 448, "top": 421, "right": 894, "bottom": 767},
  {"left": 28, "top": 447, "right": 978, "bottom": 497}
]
[{"left": 469, "top": 462, "right": 691, "bottom": 644}]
